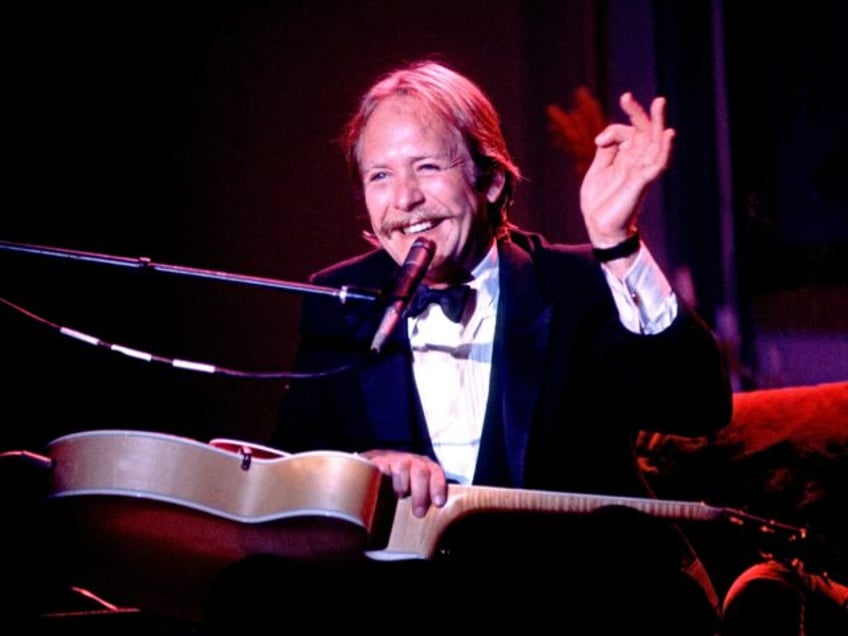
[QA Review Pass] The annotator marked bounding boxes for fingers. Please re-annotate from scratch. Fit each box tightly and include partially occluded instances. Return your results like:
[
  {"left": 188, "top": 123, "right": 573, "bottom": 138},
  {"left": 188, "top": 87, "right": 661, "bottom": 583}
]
[
  {"left": 360, "top": 450, "right": 448, "bottom": 518},
  {"left": 649, "top": 95, "right": 667, "bottom": 142},
  {"left": 645, "top": 95, "right": 675, "bottom": 170},
  {"left": 593, "top": 123, "right": 631, "bottom": 147},
  {"left": 657, "top": 127, "right": 675, "bottom": 171},
  {"left": 590, "top": 92, "right": 675, "bottom": 176},
  {"left": 619, "top": 91, "right": 651, "bottom": 129},
  {"left": 409, "top": 457, "right": 447, "bottom": 517},
  {"left": 596, "top": 93, "right": 674, "bottom": 144}
]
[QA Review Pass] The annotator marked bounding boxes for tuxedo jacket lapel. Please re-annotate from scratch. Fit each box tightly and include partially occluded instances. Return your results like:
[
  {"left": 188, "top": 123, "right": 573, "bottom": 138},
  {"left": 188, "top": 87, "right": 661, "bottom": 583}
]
[
  {"left": 491, "top": 240, "right": 553, "bottom": 487},
  {"left": 355, "top": 284, "right": 434, "bottom": 456}
]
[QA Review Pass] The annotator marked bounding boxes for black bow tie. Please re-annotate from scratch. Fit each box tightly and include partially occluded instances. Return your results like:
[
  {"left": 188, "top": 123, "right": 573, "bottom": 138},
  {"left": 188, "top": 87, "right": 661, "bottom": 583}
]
[{"left": 406, "top": 285, "right": 473, "bottom": 322}]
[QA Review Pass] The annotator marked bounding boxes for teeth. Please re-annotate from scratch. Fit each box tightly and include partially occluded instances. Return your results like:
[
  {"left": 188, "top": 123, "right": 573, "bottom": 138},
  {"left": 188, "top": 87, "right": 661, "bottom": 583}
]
[{"left": 402, "top": 220, "right": 434, "bottom": 234}]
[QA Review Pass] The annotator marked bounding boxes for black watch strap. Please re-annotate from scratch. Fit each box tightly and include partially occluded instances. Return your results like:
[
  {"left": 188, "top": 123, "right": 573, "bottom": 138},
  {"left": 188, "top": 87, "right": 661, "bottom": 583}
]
[{"left": 592, "top": 232, "right": 641, "bottom": 262}]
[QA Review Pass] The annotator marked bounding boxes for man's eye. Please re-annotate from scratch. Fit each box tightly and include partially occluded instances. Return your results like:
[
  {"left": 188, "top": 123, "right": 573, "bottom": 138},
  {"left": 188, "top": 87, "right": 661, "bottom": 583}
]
[
  {"left": 418, "top": 163, "right": 440, "bottom": 172},
  {"left": 366, "top": 171, "right": 388, "bottom": 183}
]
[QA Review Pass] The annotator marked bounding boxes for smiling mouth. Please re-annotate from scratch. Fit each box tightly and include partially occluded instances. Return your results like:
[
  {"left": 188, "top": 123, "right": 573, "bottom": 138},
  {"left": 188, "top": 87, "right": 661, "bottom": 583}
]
[{"left": 401, "top": 219, "right": 436, "bottom": 235}]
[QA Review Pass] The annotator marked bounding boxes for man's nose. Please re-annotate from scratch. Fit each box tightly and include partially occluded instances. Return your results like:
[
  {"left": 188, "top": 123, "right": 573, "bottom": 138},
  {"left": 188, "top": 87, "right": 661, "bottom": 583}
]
[{"left": 392, "top": 174, "right": 425, "bottom": 211}]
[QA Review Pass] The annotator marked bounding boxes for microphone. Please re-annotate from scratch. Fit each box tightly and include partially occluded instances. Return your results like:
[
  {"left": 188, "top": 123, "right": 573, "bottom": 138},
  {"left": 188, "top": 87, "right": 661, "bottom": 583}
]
[{"left": 370, "top": 237, "right": 435, "bottom": 353}]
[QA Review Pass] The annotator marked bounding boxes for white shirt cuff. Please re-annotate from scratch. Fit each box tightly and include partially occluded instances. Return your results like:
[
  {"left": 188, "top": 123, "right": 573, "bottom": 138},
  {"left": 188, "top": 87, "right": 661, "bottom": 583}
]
[{"left": 602, "top": 245, "right": 678, "bottom": 335}]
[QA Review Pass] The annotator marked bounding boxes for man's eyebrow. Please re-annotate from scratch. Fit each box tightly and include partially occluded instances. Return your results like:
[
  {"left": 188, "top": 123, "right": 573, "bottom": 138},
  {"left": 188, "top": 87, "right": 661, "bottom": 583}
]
[{"left": 362, "top": 152, "right": 452, "bottom": 170}]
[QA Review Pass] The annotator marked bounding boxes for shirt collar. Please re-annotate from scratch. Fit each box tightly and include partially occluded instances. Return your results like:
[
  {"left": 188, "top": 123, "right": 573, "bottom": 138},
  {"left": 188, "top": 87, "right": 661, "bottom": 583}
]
[{"left": 468, "top": 241, "right": 500, "bottom": 318}]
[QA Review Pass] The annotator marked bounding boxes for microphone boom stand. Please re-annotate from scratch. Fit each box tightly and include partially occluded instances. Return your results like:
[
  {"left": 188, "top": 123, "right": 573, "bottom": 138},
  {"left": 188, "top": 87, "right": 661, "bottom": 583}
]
[{"left": 0, "top": 239, "right": 382, "bottom": 305}]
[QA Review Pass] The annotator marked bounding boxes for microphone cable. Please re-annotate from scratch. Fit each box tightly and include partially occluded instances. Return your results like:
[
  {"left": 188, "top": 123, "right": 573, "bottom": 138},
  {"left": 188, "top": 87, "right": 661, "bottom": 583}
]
[{"left": 0, "top": 294, "right": 365, "bottom": 380}]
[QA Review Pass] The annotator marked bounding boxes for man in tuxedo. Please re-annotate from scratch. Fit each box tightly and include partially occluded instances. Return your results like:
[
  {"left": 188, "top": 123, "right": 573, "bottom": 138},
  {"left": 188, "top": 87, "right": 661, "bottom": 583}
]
[{"left": 260, "top": 59, "right": 732, "bottom": 633}]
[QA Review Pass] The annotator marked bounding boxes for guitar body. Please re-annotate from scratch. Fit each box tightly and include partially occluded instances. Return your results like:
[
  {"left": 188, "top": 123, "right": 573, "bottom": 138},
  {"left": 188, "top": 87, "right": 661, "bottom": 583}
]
[
  {"left": 43, "top": 429, "right": 749, "bottom": 622},
  {"left": 46, "top": 430, "right": 395, "bottom": 621}
]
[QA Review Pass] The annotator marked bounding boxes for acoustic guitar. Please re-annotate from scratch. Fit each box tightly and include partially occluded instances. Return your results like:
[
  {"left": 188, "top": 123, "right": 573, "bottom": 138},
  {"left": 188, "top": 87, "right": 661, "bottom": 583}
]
[{"left": 44, "top": 429, "right": 803, "bottom": 621}]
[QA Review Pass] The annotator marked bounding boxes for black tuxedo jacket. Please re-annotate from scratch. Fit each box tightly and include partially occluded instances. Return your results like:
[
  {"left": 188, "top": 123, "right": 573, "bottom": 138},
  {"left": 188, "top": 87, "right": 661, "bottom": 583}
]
[
  {"left": 263, "top": 229, "right": 732, "bottom": 623},
  {"left": 271, "top": 228, "right": 732, "bottom": 610},
  {"left": 272, "top": 228, "right": 731, "bottom": 498}
]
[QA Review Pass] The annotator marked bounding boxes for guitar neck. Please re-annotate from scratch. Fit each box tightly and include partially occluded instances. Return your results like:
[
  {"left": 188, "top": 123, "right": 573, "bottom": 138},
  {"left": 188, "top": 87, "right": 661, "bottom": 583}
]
[{"left": 368, "top": 484, "right": 725, "bottom": 561}]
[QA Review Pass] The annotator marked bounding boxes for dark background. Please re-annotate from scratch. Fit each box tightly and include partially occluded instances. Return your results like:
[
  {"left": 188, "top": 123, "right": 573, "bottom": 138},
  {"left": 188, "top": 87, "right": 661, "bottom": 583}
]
[{"left": 2, "top": 1, "right": 846, "bottom": 452}]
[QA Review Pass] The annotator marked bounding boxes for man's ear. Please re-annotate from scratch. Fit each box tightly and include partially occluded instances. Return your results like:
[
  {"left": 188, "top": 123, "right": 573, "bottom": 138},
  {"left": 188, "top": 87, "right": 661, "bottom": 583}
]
[{"left": 483, "top": 169, "right": 506, "bottom": 203}]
